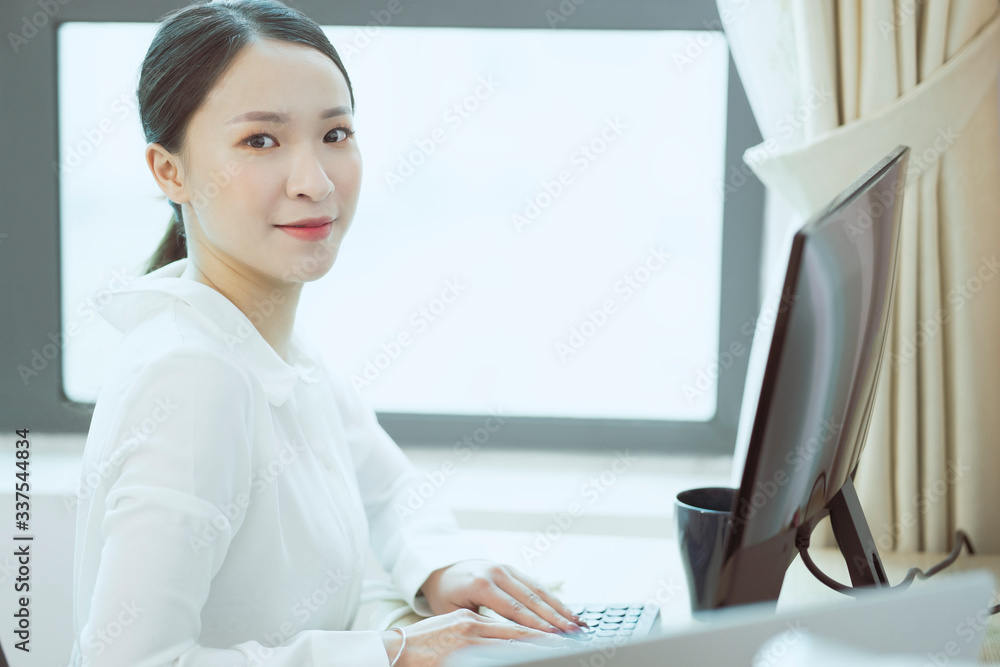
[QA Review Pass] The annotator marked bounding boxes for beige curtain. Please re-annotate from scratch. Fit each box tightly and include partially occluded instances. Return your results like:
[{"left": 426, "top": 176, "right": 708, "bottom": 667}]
[{"left": 719, "top": 0, "right": 1000, "bottom": 553}]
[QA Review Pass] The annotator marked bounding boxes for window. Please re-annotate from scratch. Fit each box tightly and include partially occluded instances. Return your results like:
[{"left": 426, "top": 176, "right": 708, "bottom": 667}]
[{"left": 4, "top": 0, "right": 764, "bottom": 452}]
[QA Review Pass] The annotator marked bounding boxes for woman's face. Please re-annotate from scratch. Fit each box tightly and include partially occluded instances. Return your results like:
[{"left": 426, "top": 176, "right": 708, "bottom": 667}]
[{"left": 160, "top": 38, "right": 362, "bottom": 284}]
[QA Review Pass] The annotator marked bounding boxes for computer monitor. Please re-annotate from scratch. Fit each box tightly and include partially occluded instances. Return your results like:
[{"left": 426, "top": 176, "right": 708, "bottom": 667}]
[{"left": 707, "top": 145, "right": 910, "bottom": 608}]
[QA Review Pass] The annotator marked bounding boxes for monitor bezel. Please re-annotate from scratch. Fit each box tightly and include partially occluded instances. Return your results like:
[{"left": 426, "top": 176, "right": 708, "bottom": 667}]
[{"left": 724, "top": 145, "right": 910, "bottom": 562}]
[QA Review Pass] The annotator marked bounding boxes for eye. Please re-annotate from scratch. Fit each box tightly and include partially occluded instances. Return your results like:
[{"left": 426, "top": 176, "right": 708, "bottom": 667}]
[
  {"left": 326, "top": 125, "right": 356, "bottom": 143},
  {"left": 240, "top": 132, "right": 277, "bottom": 149},
  {"left": 239, "top": 126, "right": 356, "bottom": 149}
]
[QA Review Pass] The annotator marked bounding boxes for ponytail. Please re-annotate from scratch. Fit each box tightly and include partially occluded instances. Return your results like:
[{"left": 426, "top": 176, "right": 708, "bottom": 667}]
[{"left": 143, "top": 201, "right": 187, "bottom": 275}]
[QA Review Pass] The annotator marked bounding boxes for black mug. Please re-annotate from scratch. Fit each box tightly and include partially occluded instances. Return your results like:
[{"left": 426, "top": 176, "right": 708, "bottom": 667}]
[{"left": 675, "top": 487, "right": 737, "bottom": 614}]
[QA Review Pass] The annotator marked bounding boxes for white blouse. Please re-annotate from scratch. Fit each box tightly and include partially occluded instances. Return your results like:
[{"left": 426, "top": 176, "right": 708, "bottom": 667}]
[{"left": 70, "top": 257, "right": 490, "bottom": 666}]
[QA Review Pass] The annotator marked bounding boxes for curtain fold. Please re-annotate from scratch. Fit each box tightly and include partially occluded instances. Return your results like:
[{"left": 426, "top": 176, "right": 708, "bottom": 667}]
[{"left": 719, "top": 0, "right": 1000, "bottom": 553}]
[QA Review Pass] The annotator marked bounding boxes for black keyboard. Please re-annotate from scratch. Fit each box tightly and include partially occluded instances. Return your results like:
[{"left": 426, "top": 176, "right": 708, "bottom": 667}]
[{"left": 567, "top": 602, "right": 661, "bottom": 645}]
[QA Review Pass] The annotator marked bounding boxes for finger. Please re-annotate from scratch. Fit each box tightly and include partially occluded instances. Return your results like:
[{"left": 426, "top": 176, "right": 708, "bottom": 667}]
[
  {"left": 455, "top": 638, "right": 573, "bottom": 666},
  {"left": 502, "top": 567, "right": 588, "bottom": 628},
  {"left": 478, "top": 617, "right": 578, "bottom": 649},
  {"left": 493, "top": 572, "right": 583, "bottom": 634},
  {"left": 480, "top": 582, "right": 581, "bottom": 636}
]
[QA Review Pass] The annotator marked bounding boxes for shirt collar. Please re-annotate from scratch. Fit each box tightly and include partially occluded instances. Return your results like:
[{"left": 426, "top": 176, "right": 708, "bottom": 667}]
[{"left": 100, "top": 257, "right": 320, "bottom": 407}]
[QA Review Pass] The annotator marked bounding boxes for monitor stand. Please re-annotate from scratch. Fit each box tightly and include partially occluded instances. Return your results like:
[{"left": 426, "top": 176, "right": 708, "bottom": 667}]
[
  {"left": 824, "top": 476, "right": 891, "bottom": 588},
  {"left": 715, "top": 476, "right": 889, "bottom": 608}
]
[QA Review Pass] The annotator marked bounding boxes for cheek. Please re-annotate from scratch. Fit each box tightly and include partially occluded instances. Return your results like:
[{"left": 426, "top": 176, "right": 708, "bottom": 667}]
[
  {"left": 238, "top": 164, "right": 279, "bottom": 197},
  {"left": 335, "top": 151, "right": 363, "bottom": 198},
  {"left": 218, "top": 164, "right": 277, "bottom": 217}
]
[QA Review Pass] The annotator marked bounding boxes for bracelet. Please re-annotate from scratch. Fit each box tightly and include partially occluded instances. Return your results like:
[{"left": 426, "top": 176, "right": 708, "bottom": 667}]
[{"left": 388, "top": 626, "right": 406, "bottom": 667}]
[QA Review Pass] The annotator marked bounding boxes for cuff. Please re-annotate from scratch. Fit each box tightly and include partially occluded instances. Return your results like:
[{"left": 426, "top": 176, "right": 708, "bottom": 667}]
[
  {"left": 392, "top": 537, "right": 492, "bottom": 616},
  {"left": 308, "top": 629, "right": 391, "bottom": 667}
]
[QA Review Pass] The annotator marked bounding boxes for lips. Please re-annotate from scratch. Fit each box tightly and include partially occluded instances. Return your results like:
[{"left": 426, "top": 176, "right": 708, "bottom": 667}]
[{"left": 277, "top": 217, "right": 334, "bottom": 228}]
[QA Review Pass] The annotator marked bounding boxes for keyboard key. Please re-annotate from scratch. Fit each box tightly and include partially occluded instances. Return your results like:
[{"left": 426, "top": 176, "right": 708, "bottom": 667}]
[
  {"left": 621, "top": 622, "right": 637, "bottom": 630},
  {"left": 599, "top": 617, "right": 623, "bottom": 624},
  {"left": 585, "top": 605, "right": 607, "bottom": 613},
  {"left": 604, "top": 610, "right": 627, "bottom": 617}
]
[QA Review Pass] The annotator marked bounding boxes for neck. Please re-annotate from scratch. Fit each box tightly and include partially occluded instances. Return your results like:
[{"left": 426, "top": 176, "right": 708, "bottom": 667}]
[{"left": 180, "top": 256, "right": 302, "bottom": 363}]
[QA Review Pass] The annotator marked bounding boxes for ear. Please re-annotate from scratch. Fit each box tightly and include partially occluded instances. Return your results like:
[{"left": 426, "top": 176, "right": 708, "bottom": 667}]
[{"left": 145, "top": 142, "right": 190, "bottom": 204}]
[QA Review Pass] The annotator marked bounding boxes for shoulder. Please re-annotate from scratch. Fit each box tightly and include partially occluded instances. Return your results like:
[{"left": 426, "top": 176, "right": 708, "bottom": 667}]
[{"left": 105, "top": 301, "right": 254, "bottom": 403}]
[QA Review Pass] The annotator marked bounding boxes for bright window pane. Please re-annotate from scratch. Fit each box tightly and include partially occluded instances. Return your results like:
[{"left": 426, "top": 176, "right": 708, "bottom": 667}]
[{"left": 60, "top": 23, "right": 728, "bottom": 422}]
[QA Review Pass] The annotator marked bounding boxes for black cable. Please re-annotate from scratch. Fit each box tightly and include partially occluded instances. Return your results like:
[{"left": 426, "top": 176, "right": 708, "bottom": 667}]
[{"left": 796, "top": 529, "right": 999, "bottom": 614}]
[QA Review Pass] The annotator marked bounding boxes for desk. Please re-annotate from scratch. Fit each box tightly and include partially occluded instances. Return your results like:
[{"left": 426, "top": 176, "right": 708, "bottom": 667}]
[{"left": 355, "top": 531, "right": 1000, "bottom": 664}]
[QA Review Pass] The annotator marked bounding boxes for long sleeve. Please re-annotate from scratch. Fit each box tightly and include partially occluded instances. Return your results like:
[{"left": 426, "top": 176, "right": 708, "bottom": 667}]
[
  {"left": 75, "top": 347, "right": 391, "bottom": 667},
  {"left": 330, "top": 372, "right": 491, "bottom": 617}
]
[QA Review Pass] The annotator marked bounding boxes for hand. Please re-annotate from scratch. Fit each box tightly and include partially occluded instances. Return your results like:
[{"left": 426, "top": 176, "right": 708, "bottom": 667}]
[
  {"left": 379, "top": 608, "right": 576, "bottom": 667},
  {"left": 417, "top": 559, "right": 587, "bottom": 636}
]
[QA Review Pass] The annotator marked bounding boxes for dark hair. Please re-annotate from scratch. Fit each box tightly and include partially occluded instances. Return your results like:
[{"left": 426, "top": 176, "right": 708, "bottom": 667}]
[{"left": 140, "top": 0, "right": 355, "bottom": 275}]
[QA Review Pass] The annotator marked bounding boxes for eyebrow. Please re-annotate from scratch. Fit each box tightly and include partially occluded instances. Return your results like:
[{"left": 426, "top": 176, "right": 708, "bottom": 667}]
[{"left": 225, "top": 106, "right": 352, "bottom": 125}]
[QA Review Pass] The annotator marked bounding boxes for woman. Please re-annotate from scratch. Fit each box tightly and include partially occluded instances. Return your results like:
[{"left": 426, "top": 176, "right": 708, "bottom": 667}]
[{"left": 70, "top": 1, "right": 585, "bottom": 664}]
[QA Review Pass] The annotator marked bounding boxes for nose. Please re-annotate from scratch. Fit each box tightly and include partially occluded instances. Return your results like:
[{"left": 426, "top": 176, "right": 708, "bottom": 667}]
[{"left": 286, "top": 148, "right": 334, "bottom": 200}]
